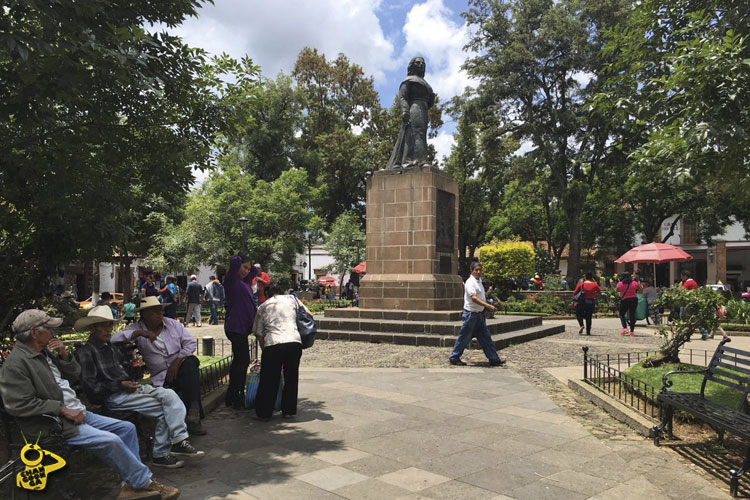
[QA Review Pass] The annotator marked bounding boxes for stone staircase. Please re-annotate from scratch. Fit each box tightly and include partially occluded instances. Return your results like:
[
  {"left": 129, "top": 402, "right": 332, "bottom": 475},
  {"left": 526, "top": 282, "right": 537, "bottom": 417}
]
[{"left": 316, "top": 308, "right": 565, "bottom": 349}]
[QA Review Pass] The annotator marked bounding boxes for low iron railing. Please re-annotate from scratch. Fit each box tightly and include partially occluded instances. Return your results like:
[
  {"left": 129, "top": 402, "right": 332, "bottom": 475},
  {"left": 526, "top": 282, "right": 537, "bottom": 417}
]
[
  {"left": 581, "top": 345, "right": 742, "bottom": 420},
  {"left": 198, "top": 337, "right": 258, "bottom": 396}
]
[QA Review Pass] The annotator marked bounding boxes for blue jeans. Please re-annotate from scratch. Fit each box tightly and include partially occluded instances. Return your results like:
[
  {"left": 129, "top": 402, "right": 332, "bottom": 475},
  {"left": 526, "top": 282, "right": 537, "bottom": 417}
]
[
  {"left": 208, "top": 302, "right": 219, "bottom": 324},
  {"left": 65, "top": 411, "right": 152, "bottom": 489},
  {"left": 106, "top": 386, "right": 189, "bottom": 458},
  {"left": 450, "top": 311, "right": 502, "bottom": 362}
]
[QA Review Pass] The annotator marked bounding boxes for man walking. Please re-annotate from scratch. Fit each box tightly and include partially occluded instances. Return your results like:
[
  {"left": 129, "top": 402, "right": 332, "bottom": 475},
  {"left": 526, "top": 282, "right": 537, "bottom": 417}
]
[
  {"left": 185, "top": 275, "right": 203, "bottom": 327},
  {"left": 205, "top": 276, "right": 225, "bottom": 326},
  {"left": 449, "top": 261, "right": 506, "bottom": 367}
]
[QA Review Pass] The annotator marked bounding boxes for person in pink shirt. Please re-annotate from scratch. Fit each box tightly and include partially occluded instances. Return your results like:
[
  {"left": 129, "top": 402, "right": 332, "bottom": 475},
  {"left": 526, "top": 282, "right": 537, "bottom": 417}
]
[
  {"left": 681, "top": 271, "right": 698, "bottom": 290},
  {"left": 617, "top": 272, "right": 642, "bottom": 336}
]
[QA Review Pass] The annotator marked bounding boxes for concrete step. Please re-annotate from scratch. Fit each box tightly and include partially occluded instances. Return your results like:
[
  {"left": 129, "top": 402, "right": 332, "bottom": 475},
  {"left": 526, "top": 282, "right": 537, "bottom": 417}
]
[
  {"left": 315, "top": 323, "right": 565, "bottom": 349},
  {"left": 323, "top": 308, "right": 463, "bottom": 321},
  {"left": 315, "top": 315, "right": 542, "bottom": 336}
]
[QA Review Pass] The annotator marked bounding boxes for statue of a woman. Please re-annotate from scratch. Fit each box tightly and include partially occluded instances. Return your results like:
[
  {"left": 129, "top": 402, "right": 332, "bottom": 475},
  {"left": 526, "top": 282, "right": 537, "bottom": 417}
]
[{"left": 386, "top": 57, "right": 435, "bottom": 169}]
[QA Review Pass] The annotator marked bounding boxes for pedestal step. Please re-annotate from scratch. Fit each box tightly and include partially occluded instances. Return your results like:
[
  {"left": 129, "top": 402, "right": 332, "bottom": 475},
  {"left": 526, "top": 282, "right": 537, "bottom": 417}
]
[
  {"left": 314, "top": 324, "right": 565, "bottom": 349},
  {"left": 316, "top": 315, "right": 542, "bottom": 337},
  {"left": 324, "top": 308, "right": 463, "bottom": 321}
]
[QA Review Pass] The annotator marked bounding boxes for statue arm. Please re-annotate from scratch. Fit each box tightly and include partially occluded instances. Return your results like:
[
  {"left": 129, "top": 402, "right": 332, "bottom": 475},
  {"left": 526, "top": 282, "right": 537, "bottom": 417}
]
[{"left": 398, "top": 82, "right": 410, "bottom": 122}]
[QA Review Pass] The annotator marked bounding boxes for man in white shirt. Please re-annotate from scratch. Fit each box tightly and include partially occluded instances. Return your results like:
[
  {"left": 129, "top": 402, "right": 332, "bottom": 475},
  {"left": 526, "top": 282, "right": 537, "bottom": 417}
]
[{"left": 449, "top": 262, "right": 506, "bottom": 366}]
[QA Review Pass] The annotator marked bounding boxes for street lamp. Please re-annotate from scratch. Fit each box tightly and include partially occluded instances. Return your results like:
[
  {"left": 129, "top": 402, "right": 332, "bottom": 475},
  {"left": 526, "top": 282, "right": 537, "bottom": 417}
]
[
  {"left": 305, "top": 231, "right": 312, "bottom": 281},
  {"left": 239, "top": 216, "right": 248, "bottom": 254}
]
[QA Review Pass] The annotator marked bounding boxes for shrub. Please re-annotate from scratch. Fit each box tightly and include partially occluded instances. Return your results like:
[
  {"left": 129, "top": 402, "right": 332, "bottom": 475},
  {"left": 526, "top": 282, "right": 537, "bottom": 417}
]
[
  {"left": 477, "top": 240, "right": 535, "bottom": 284},
  {"left": 726, "top": 299, "right": 750, "bottom": 324}
]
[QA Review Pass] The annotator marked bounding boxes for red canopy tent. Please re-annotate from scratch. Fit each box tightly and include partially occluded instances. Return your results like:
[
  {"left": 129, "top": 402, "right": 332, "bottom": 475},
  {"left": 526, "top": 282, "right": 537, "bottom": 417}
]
[
  {"left": 316, "top": 276, "right": 336, "bottom": 286},
  {"left": 352, "top": 261, "right": 366, "bottom": 275},
  {"left": 614, "top": 242, "right": 692, "bottom": 286}
]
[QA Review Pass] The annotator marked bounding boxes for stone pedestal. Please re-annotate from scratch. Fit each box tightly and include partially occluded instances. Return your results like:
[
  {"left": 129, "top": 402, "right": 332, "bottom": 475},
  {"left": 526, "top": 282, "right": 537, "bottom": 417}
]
[{"left": 359, "top": 166, "right": 463, "bottom": 310}]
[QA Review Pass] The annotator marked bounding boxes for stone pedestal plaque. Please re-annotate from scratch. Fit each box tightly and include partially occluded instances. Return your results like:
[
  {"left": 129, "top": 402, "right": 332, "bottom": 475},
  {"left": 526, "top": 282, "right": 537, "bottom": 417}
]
[{"left": 359, "top": 166, "right": 463, "bottom": 310}]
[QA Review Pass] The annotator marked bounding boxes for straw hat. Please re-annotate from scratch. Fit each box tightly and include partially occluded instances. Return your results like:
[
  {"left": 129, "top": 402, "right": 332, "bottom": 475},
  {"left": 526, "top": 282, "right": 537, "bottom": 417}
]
[
  {"left": 133, "top": 296, "right": 170, "bottom": 311},
  {"left": 74, "top": 305, "right": 121, "bottom": 330}
]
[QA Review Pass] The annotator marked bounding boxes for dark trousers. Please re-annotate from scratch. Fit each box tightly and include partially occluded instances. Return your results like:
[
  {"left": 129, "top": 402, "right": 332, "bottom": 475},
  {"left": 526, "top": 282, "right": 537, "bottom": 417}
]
[
  {"left": 576, "top": 299, "right": 596, "bottom": 335},
  {"left": 165, "top": 355, "right": 203, "bottom": 418},
  {"left": 226, "top": 331, "right": 250, "bottom": 403},
  {"left": 256, "top": 342, "right": 302, "bottom": 419},
  {"left": 620, "top": 297, "right": 638, "bottom": 331}
]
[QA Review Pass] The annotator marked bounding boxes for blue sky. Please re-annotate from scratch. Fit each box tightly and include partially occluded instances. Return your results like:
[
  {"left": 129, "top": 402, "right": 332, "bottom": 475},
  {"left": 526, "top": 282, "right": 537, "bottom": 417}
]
[{"left": 168, "top": 0, "right": 477, "bottom": 171}]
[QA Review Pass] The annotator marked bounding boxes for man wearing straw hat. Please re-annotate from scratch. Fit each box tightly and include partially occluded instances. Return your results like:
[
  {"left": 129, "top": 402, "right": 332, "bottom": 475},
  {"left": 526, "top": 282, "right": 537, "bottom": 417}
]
[
  {"left": 77, "top": 306, "right": 203, "bottom": 469},
  {"left": 113, "top": 296, "right": 206, "bottom": 435},
  {"left": 0, "top": 309, "right": 180, "bottom": 500}
]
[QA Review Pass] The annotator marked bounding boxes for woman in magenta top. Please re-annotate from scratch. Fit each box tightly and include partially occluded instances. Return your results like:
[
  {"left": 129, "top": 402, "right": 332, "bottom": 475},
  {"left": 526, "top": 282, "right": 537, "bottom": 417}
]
[
  {"left": 617, "top": 272, "right": 643, "bottom": 336},
  {"left": 574, "top": 272, "right": 601, "bottom": 335},
  {"left": 223, "top": 254, "right": 259, "bottom": 409}
]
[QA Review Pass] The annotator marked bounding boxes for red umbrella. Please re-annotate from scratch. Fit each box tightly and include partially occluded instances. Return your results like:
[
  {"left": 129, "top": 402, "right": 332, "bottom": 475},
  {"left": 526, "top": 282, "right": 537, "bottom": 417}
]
[
  {"left": 614, "top": 242, "right": 692, "bottom": 286},
  {"left": 352, "top": 261, "right": 366, "bottom": 275},
  {"left": 316, "top": 276, "right": 336, "bottom": 286}
]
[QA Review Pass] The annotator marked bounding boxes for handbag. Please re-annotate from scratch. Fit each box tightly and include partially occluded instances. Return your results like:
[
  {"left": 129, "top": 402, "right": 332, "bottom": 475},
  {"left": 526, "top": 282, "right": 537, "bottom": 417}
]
[
  {"left": 573, "top": 284, "right": 584, "bottom": 303},
  {"left": 245, "top": 363, "right": 283, "bottom": 410},
  {"left": 295, "top": 298, "right": 317, "bottom": 349}
]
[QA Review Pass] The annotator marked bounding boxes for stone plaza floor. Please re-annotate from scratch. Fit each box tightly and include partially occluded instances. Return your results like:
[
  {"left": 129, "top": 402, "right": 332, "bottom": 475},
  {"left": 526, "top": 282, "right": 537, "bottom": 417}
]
[{"left": 156, "top": 367, "right": 731, "bottom": 500}]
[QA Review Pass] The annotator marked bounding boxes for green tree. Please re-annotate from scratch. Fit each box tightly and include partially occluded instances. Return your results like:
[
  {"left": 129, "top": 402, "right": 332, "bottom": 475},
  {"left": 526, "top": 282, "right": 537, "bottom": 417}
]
[
  {"left": 463, "top": 0, "right": 630, "bottom": 283},
  {"left": 0, "top": 1, "right": 251, "bottom": 331},
  {"left": 146, "top": 166, "right": 314, "bottom": 275},
  {"left": 324, "top": 211, "right": 365, "bottom": 289}
]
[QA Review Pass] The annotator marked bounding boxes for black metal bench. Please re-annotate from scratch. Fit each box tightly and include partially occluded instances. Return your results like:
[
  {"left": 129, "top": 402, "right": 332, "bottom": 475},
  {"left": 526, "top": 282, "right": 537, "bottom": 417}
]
[{"left": 652, "top": 337, "right": 750, "bottom": 496}]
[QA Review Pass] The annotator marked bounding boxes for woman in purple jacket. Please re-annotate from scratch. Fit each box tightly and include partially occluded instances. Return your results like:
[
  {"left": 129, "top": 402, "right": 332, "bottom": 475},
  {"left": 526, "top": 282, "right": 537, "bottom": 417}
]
[{"left": 223, "top": 255, "right": 258, "bottom": 409}]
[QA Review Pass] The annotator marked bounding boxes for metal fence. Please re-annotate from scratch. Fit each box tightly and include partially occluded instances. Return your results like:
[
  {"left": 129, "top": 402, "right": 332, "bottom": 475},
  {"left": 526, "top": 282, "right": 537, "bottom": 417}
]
[
  {"left": 197, "top": 337, "right": 258, "bottom": 396},
  {"left": 581, "top": 346, "right": 726, "bottom": 420}
]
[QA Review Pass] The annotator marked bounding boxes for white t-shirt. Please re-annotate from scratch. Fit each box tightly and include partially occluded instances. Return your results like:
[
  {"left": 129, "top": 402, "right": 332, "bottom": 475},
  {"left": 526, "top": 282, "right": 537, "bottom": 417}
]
[
  {"left": 45, "top": 353, "right": 86, "bottom": 411},
  {"left": 253, "top": 295, "right": 302, "bottom": 347},
  {"left": 463, "top": 275, "right": 486, "bottom": 312}
]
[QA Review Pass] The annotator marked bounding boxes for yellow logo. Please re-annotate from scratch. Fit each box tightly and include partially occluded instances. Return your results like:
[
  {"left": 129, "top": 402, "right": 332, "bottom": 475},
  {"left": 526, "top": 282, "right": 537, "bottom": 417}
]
[{"left": 16, "top": 432, "right": 66, "bottom": 491}]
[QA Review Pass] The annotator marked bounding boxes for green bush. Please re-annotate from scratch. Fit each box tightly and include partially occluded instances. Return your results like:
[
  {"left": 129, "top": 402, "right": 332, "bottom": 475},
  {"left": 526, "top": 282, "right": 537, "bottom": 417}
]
[
  {"left": 726, "top": 299, "right": 750, "bottom": 324},
  {"left": 477, "top": 240, "right": 535, "bottom": 284},
  {"left": 503, "top": 293, "right": 567, "bottom": 315}
]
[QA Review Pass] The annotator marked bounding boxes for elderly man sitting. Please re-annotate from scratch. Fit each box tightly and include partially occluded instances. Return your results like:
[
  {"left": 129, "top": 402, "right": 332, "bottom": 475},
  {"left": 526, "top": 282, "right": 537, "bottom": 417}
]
[
  {"left": 0, "top": 309, "right": 179, "bottom": 500},
  {"left": 112, "top": 296, "right": 205, "bottom": 435},
  {"left": 77, "top": 306, "right": 203, "bottom": 469}
]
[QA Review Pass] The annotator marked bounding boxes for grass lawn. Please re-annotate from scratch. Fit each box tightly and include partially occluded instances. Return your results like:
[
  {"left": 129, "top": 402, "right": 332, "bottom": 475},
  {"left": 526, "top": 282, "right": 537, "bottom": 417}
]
[
  {"left": 197, "top": 354, "right": 223, "bottom": 366},
  {"left": 624, "top": 361, "right": 746, "bottom": 410}
]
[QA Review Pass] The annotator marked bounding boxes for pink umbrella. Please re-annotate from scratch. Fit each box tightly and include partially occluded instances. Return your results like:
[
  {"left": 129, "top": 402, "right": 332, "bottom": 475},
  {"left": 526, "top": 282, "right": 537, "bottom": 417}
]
[{"left": 614, "top": 242, "right": 692, "bottom": 286}]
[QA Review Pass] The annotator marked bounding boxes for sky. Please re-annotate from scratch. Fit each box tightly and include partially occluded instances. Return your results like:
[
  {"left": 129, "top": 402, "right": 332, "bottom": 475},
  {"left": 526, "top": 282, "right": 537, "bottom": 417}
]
[{"left": 169, "top": 0, "right": 477, "bottom": 183}]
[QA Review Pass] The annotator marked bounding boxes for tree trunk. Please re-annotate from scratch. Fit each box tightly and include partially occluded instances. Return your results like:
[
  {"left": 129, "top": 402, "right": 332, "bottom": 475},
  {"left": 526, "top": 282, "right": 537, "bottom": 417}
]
[
  {"left": 566, "top": 209, "right": 582, "bottom": 283},
  {"left": 122, "top": 255, "right": 133, "bottom": 299},
  {"left": 92, "top": 260, "right": 100, "bottom": 305}
]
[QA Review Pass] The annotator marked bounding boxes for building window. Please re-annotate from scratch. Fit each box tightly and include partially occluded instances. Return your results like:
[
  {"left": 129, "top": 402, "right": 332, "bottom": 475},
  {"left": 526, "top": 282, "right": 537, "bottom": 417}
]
[{"left": 682, "top": 220, "right": 698, "bottom": 245}]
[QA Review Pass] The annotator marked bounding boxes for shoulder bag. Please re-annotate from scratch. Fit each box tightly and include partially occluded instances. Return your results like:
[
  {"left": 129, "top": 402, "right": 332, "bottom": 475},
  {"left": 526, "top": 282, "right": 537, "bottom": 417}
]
[{"left": 294, "top": 298, "right": 317, "bottom": 349}]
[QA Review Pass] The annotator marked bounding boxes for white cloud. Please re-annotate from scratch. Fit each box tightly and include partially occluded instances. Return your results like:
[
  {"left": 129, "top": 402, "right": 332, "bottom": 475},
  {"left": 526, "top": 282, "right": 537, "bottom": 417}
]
[
  {"left": 400, "top": 0, "right": 475, "bottom": 100},
  {"left": 431, "top": 130, "right": 455, "bottom": 164},
  {"left": 167, "top": 0, "right": 397, "bottom": 82}
]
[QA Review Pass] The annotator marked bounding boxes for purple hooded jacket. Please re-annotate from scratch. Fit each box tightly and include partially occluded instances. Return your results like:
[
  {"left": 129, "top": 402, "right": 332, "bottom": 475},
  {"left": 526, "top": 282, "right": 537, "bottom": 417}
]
[{"left": 223, "top": 255, "right": 259, "bottom": 335}]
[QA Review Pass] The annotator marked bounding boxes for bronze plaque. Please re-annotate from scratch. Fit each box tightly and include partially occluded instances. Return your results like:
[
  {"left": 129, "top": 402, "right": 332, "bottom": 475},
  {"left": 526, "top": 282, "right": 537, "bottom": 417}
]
[{"left": 436, "top": 190, "right": 455, "bottom": 253}]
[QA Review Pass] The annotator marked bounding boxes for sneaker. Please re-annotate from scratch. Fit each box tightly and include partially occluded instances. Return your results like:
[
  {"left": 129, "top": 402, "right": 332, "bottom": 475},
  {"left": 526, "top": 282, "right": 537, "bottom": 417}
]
[
  {"left": 489, "top": 359, "right": 506, "bottom": 367},
  {"left": 152, "top": 455, "right": 184, "bottom": 469},
  {"left": 170, "top": 439, "right": 204, "bottom": 457},
  {"left": 449, "top": 358, "right": 467, "bottom": 366},
  {"left": 630, "top": 331, "right": 635, "bottom": 336},
  {"left": 620, "top": 329, "right": 629, "bottom": 336}
]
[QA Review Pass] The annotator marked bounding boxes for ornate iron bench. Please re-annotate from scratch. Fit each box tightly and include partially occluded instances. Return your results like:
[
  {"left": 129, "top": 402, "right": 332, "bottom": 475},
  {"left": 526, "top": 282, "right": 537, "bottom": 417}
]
[{"left": 652, "top": 337, "right": 750, "bottom": 496}]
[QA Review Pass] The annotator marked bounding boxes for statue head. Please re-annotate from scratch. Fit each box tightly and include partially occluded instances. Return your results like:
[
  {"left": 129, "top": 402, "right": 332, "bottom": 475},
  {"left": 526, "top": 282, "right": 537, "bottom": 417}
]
[{"left": 407, "top": 57, "right": 426, "bottom": 78}]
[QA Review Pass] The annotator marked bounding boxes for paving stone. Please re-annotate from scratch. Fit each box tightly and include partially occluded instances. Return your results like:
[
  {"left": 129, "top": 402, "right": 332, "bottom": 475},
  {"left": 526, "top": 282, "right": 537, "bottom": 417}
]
[
  {"left": 311, "top": 447, "right": 372, "bottom": 465},
  {"left": 333, "top": 478, "right": 412, "bottom": 500},
  {"left": 540, "top": 469, "right": 619, "bottom": 496},
  {"left": 342, "top": 455, "right": 407, "bottom": 477},
  {"left": 507, "top": 480, "right": 588, "bottom": 500},
  {"left": 295, "top": 465, "right": 369, "bottom": 491},
  {"left": 239, "top": 477, "right": 345, "bottom": 500},
  {"left": 528, "top": 448, "right": 597, "bottom": 468},
  {"left": 377, "top": 467, "right": 451, "bottom": 492},
  {"left": 419, "top": 479, "right": 499, "bottom": 499},
  {"left": 459, "top": 465, "right": 537, "bottom": 493},
  {"left": 484, "top": 437, "right": 547, "bottom": 458},
  {"left": 413, "top": 447, "right": 507, "bottom": 478}
]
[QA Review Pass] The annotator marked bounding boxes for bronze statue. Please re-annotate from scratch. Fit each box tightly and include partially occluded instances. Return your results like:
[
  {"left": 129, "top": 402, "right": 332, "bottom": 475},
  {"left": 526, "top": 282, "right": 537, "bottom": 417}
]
[{"left": 386, "top": 57, "right": 435, "bottom": 169}]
